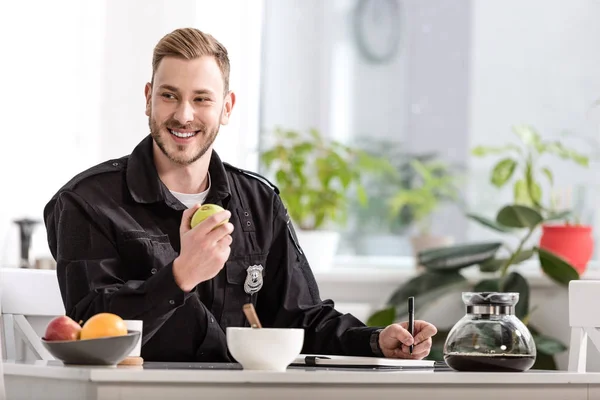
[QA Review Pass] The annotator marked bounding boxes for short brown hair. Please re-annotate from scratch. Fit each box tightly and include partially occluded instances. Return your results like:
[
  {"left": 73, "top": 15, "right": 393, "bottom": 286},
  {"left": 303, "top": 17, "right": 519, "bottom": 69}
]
[{"left": 151, "top": 27, "right": 230, "bottom": 94}]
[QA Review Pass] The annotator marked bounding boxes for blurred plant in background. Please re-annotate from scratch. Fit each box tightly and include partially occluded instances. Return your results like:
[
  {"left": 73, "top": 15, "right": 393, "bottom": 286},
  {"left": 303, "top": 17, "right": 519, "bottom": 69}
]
[
  {"left": 260, "top": 127, "right": 395, "bottom": 231},
  {"left": 344, "top": 138, "right": 463, "bottom": 256},
  {"left": 472, "top": 124, "right": 588, "bottom": 218},
  {"left": 388, "top": 158, "right": 462, "bottom": 236}
]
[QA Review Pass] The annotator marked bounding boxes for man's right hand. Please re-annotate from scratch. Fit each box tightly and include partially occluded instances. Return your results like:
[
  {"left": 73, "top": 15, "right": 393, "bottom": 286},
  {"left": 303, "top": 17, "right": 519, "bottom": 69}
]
[{"left": 172, "top": 204, "right": 234, "bottom": 292}]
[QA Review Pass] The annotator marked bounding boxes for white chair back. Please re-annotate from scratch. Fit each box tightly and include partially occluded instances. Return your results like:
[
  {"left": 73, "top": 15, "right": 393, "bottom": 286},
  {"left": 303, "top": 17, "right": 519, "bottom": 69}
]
[
  {"left": 0, "top": 271, "right": 11, "bottom": 399},
  {"left": 0, "top": 268, "right": 64, "bottom": 361},
  {"left": 568, "top": 280, "right": 600, "bottom": 372},
  {"left": 0, "top": 316, "right": 5, "bottom": 400}
]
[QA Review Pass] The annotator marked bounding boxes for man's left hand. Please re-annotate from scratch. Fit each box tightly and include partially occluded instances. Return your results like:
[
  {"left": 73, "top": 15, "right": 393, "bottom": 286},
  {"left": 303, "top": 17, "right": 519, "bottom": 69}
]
[{"left": 378, "top": 320, "right": 438, "bottom": 359}]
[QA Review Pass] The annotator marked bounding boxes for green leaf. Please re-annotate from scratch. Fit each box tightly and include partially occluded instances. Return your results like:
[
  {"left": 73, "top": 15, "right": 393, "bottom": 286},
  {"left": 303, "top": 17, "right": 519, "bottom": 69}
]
[
  {"left": 275, "top": 170, "right": 289, "bottom": 187},
  {"left": 546, "top": 210, "right": 571, "bottom": 221},
  {"left": 478, "top": 249, "right": 535, "bottom": 273},
  {"left": 386, "top": 271, "right": 469, "bottom": 319},
  {"left": 522, "top": 304, "right": 538, "bottom": 326},
  {"left": 308, "top": 128, "right": 321, "bottom": 141},
  {"left": 366, "top": 306, "right": 395, "bottom": 327},
  {"left": 467, "top": 213, "right": 513, "bottom": 233},
  {"left": 426, "top": 329, "right": 452, "bottom": 362},
  {"left": 524, "top": 162, "right": 542, "bottom": 207},
  {"left": 471, "top": 144, "right": 521, "bottom": 156},
  {"left": 513, "top": 248, "right": 536, "bottom": 264},
  {"left": 528, "top": 325, "right": 540, "bottom": 335},
  {"left": 491, "top": 251, "right": 531, "bottom": 270},
  {"left": 501, "top": 272, "right": 529, "bottom": 320},
  {"left": 541, "top": 167, "right": 553, "bottom": 186},
  {"left": 534, "top": 334, "right": 568, "bottom": 356},
  {"left": 283, "top": 129, "right": 300, "bottom": 140},
  {"left": 418, "top": 242, "right": 503, "bottom": 271},
  {"left": 356, "top": 185, "right": 368, "bottom": 206},
  {"left": 530, "top": 182, "right": 542, "bottom": 205},
  {"left": 387, "top": 271, "right": 467, "bottom": 304},
  {"left": 496, "top": 205, "right": 543, "bottom": 228},
  {"left": 295, "top": 142, "right": 315, "bottom": 155},
  {"left": 491, "top": 158, "right": 517, "bottom": 187},
  {"left": 473, "top": 278, "right": 501, "bottom": 292},
  {"left": 532, "top": 352, "right": 558, "bottom": 370},
  {"left": 537, "top": 247, "right": 580, "bottom": 286},
  {"left": 513, "top": 125, "right": 543, "bottom": 150},
  {"left": 478, "top": 259, "right": 504, "bottom": 273},
  {"left": 411, "top": 159, "right": 433, "bottom": 181},
  {"left": 545, "top": 142, "right": 589, "bottom": 167},
  {"left": 514, "top": 179, "right": 532, "bottom": 206}
]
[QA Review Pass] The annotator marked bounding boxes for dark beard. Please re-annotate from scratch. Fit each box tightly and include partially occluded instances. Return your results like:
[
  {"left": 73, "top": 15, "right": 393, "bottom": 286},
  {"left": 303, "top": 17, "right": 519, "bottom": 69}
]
[{"left": 149, "top": 117, "right": 219, "bottom": 166}]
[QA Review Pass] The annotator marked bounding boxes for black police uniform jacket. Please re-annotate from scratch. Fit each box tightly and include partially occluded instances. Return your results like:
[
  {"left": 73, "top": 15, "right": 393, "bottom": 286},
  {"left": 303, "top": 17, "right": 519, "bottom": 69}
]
[{"left": 43, "top": 135, "right": 381, "bottom": 362}]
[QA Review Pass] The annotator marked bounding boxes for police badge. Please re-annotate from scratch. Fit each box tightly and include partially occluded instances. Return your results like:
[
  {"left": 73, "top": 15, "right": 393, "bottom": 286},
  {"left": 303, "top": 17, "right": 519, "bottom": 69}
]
[{"left": 244, "top": 264, "right": 264, "bottom": 295}]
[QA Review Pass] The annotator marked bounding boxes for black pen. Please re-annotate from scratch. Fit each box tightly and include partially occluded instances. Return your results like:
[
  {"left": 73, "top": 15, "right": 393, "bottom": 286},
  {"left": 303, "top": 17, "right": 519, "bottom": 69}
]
[{"left": 408, "top": 297, "right": 414, "bottom": 355}]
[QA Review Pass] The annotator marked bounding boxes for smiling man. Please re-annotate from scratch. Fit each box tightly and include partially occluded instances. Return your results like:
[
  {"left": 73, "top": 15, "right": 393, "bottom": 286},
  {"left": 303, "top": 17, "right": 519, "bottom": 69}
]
[{"left": 44, "top": 27, "right": 437, "bottom": 362}]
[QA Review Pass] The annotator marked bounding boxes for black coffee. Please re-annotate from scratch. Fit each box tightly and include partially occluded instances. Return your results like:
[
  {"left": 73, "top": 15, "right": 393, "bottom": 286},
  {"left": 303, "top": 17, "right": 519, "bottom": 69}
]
[{"left": 444, "top": 353, "right": 535, "bottom": 372}]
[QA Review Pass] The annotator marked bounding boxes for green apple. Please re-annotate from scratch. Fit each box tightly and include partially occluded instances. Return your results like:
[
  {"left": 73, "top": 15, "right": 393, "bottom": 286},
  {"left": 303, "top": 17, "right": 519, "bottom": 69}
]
[{"left": 190, "top": 204, "right": 228, "bottom": 229}]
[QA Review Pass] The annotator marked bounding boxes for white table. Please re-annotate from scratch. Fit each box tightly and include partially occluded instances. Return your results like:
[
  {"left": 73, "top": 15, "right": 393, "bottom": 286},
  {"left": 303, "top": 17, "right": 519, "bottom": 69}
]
[{"left": 5, "top": 360, "right": 600, "bottom": 400}]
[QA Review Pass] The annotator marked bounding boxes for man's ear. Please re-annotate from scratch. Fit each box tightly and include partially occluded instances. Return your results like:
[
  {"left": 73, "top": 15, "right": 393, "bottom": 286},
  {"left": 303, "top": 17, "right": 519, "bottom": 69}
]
[
  {"left": 144, "top": 83, "right": 152, "bottom": 116},
  {"left": 220, "top": 91, "right": 236, "bottom": 125}
]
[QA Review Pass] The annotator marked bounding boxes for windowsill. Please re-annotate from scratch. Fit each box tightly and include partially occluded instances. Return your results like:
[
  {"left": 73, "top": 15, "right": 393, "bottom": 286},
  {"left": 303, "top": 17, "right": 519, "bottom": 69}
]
[
  {"left": 313, "top": 255, "right": 600, "bottom": 288},
  {"left": 5, "top": 255, "right": 599, "bottom": 289}
]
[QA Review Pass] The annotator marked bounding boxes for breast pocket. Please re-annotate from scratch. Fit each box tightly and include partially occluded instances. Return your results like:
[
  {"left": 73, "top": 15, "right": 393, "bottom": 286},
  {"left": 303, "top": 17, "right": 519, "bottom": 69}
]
[
  {"left": 118, "top": 231, "right": 178, "bottom": 279},
  {"left": 220, "top": 255, "right": 267, "bottom": 329}
]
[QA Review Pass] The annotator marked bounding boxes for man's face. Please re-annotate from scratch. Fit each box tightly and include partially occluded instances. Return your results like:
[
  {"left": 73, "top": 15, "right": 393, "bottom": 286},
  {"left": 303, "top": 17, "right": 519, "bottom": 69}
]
[{"left": 145, "top": 56, "right": 234, "bottom": 166}]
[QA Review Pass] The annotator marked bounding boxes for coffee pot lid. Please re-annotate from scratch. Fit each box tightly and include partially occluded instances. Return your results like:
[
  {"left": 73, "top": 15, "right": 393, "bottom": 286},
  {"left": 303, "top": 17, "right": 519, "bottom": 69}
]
[{"left": 462, "top": 292, "right": 519, "bottom": 306}]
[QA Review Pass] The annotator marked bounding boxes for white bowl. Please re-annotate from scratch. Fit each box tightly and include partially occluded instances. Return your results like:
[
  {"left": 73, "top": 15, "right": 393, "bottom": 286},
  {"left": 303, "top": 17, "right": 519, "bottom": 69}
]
[{"left": 226, "top": 327, "right": 304, "bottom": 371}]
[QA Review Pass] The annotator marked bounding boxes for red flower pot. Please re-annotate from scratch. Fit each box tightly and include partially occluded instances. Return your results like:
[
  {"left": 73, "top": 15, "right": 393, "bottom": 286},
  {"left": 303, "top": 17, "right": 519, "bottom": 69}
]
[{"left": 539, "top": 224, "right": 594, "bottom": 275}]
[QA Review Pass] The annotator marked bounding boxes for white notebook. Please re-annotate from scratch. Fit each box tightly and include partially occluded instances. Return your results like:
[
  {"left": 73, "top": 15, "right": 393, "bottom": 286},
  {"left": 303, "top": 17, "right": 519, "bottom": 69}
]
[{"left": 292, "top": 354, "right": 435, "bottom": 369}]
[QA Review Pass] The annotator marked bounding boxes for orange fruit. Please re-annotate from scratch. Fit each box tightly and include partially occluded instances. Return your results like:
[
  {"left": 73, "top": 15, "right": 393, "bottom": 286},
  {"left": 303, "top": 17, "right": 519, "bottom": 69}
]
[{"left": 80, "top": 313, "right": 128, "bottom": 340}]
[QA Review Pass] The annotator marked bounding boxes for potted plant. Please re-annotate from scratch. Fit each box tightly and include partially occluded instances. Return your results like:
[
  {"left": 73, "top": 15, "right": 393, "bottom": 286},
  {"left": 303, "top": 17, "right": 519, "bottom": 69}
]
[
  {"left": 539, "top": 221, "right": 593, "bottom": 275},
  {"left": 367, "top": 203, "right": 580, "bottom": 370},
  {"left": 472, "top": 124, "right": 592, "bottom": 273},
  {"left": 388, "top": 158, "right": 462, "bottom": 260},
  {"left": 346, "top": 138, "right": 449, "bottom": 256},
  {"left": 260, "top": 127, "right": 394, "bottom": 269}
]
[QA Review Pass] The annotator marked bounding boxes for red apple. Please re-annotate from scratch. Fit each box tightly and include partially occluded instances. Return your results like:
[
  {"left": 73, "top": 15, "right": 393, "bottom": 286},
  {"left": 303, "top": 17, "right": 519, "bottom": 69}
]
[{"left": 44, "top": 316, "right": 82, "bottom": 341}]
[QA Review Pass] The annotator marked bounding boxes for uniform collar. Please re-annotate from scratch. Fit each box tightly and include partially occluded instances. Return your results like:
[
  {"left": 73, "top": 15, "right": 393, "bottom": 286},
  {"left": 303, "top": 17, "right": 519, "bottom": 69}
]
[{"left": 126, "top": 135, "right": 232, "bottom": 210}]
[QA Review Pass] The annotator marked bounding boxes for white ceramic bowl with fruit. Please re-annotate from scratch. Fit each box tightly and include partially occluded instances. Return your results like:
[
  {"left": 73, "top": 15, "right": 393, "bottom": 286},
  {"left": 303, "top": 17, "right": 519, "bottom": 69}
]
[{"left": 42, "top": 313, "right": 140, "bottom": 365}]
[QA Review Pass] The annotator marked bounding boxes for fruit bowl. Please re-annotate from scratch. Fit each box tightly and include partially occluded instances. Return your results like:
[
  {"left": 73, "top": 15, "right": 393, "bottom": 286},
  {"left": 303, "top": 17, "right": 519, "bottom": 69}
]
[{"left": 41, "top": 330, "right": 141, "bottom": 365}]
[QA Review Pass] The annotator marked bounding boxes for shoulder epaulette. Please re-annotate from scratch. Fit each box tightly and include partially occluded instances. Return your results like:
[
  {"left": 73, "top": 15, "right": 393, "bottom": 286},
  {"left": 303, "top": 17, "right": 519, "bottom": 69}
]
[
  {"left": 62, "top": 157, "right": 127, "bottom": 190},
  {"left": 224, "top": 162, "right": 280, "bottom": 194}
]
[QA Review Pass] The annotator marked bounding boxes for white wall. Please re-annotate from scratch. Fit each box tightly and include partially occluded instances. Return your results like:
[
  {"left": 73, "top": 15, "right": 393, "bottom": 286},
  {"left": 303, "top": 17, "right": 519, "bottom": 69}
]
[
  {"left": 0, "top": 0, "right": 104, "bottom": 268},
  {"left": 0, "top": 0, "right": 263, "bottom": 268},
  {"left": 260, "top": 0, "right": 328, "bottom": 137},
  {"left": 400, "top": 0, "right": 472, "bottom": 240},
  {"left": 467, "top": 0, "right": 600, "bottom": 245},
  {"left": 260, "top": 0, "right": 409, "bottom": 144}
]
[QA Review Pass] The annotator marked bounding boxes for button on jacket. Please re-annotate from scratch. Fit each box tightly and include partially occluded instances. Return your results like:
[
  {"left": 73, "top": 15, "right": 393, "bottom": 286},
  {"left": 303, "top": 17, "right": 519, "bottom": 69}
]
[{"left": 43, "top": 135, "right": 381, "bottom": 362}]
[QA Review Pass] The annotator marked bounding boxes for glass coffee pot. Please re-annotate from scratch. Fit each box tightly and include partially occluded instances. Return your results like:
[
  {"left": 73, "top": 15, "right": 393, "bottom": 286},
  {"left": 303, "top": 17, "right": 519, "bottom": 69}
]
[{"left": 443, "top": 292, "right": 536, "bottom": 372}]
